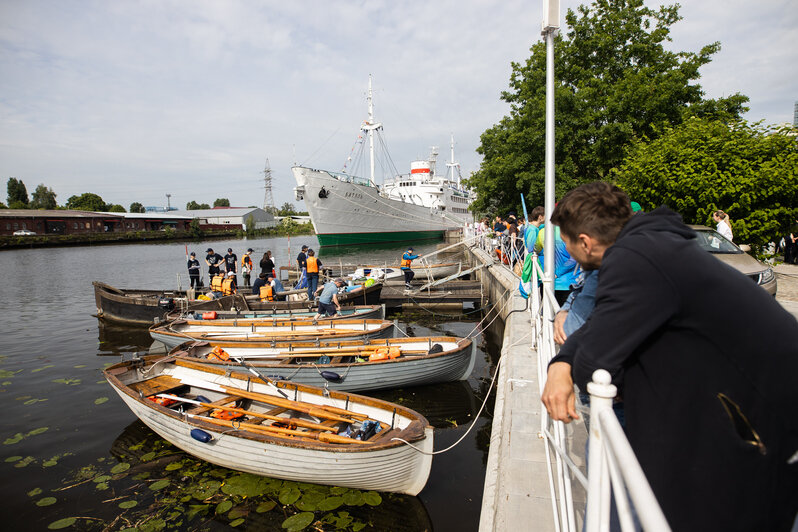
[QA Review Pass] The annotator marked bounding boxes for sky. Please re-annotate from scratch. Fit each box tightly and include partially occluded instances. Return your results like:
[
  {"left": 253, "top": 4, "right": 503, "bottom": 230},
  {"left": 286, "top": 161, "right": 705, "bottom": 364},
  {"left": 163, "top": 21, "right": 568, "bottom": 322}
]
[{"left": 1, "top": 0, "right": 796, "bottom": 211}]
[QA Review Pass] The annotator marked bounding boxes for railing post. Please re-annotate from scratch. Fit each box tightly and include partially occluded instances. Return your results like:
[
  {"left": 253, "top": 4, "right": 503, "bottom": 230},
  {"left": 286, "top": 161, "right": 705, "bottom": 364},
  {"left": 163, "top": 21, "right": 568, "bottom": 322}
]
[{"left": 586, "top": 369, "right": 617, "bottom": 532}]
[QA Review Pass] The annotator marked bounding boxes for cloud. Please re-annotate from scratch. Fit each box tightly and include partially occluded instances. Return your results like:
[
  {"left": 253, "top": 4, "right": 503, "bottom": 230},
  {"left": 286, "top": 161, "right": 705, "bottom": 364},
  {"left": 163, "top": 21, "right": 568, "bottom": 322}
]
[{"left": 0, "top": 0, "right": 795, "bottom": 210}]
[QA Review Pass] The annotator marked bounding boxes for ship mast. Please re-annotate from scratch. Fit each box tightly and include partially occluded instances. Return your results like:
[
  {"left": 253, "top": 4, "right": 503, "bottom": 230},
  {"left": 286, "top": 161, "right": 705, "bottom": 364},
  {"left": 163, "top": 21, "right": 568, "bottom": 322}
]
[
  {"left": 445, "top": 134, "right": 461, "bottom": 186},
  {"left": 361, "top": 75, "right": 382, "bottom": 186}
]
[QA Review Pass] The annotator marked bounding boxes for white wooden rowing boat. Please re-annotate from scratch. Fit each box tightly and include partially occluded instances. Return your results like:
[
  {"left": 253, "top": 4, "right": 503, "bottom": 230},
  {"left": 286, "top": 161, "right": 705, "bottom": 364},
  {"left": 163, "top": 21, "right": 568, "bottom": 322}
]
[
  {"left": 104, "top": 356, "right": 433, "bottom": 495},
  {"left": 170, "top": 336, "right": 476, "bottom": 392},
  {"left": 150, "top": 318, "right": 395, "bottom": 349}
]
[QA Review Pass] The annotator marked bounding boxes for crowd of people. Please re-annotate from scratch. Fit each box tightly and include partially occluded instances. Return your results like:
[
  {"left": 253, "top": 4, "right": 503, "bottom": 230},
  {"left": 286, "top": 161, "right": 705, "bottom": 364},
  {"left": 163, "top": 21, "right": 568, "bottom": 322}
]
[{"left": 496, "top": 182, "right": 798, "bottom": 531}]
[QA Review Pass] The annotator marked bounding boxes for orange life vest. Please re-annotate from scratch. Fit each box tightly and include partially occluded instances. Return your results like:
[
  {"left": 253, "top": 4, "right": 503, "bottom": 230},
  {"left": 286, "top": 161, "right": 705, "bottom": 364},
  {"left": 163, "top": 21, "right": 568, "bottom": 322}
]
[
  {"left": 259, "top": 285, "right": 274, "bottom": 302},
  {"left": 210, "top": 274, "right": 224, "bottom": 292},
  {"left": 306, "top": 256, "right": 319, "bottom": 273},
  {"left": 401, "top": 257, "right": 412, "bottom": 268},
  {"left": 206, "top": 346, "right": 230, "bottom": 361},
  {"left": 148, "top": 396, "right": 178, "bottom": 407},
  {"left": 368, "top": 346, "right": 402, "bottom": 362},
  {"left": 221, "top": 278, "right": 236, "bottom": 295},
  {"left": 210, "top": 408, "right": 244, "bottom": 421},
  {"left": 241, "top": 255, "right": 253, "bottom": 273}
]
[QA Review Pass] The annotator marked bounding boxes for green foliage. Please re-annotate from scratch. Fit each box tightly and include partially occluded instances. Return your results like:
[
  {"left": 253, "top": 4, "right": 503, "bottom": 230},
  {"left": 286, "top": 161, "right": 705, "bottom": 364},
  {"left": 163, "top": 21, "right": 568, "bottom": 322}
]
[
  {"left": 279, "top": 202, "right": 297, "bottom": 216},
  {"left": 186, "top": 201, "right": 211, "bottom": 210},
  {"left": 107, "top": 204, "right": 126, "bottom": 213},
  {"left": 245, "top": 214, "right": 255, "bottom": 236},
  {"left": 466, "top": 0, "right": 748, "bottom": 215},
  {"left": 66, "top": 192, "right": 107, "bottom": 211},
  {"left": 213, "top": 198, "right": 230, "bottom": 207},
  {"left": 189, "top": 218, "right": 203, "bottom": 238},
  {"left": 129, "top": 202, "right": 145, "bottom": 213},
  {"left": 30, "top": 184, "right": 57, "bottom": 209},
  {"left": 280, "top": 217, "right": 298, "bottom": 233},
  {"left": 614, "top": 118, "right": 798, "bottom": 248},
  {"left": 7, "top": 177, "right": 29, "bottom": 207},
  {"left": 0, "top": 202, "right": 6, "bottom": 209}
]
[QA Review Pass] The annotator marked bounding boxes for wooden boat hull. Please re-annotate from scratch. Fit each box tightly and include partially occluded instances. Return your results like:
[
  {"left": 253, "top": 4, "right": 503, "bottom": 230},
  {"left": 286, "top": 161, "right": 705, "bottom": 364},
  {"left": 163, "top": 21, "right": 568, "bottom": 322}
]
[
  {"left": 172, "top": 336, "right": 476, "bottom": 392},
  {"left": 170, "top": 304, "right": 385, "bottom": 324},
  {"left": 93, "top": 281, "right": 242, "bottom": 327},
  {"left": 355, "top": 262, "right": 462, "bottom": 282},
  {"left": 150, "top": 319, "right": 396, "bottom": 349},
  {"left": 104, "top": 357, "right": 433, "bottom": 495}
]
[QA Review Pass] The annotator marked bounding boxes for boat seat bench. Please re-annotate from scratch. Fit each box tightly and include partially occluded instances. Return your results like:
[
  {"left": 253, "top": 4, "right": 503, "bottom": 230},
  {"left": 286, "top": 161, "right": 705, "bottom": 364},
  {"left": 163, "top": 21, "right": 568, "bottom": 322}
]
[
  {"left": 129, "top": 375, "right": 186, "bottom": 397},
  {"left": 186, "top": 394, "right": 241, "bottom": 415}
]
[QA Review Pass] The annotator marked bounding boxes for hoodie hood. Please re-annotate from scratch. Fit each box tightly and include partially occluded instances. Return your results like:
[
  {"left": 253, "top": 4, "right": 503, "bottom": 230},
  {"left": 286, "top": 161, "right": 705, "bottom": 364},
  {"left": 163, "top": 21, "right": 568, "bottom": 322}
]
[{"left": 618, "top": 206, "right": 696, "bottom": 242}]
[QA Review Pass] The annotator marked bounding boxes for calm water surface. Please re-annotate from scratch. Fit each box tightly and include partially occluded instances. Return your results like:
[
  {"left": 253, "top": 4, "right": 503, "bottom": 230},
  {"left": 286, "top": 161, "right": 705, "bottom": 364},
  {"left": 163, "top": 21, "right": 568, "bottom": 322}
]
[{"left": 0, "top": 236, "right": 501, "bottom": 531}]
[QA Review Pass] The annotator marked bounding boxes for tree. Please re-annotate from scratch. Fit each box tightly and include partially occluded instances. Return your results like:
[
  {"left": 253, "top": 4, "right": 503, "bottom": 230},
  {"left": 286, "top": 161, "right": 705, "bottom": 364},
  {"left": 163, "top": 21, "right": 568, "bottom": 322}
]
[
  {"left": 30, "top": 184, "right": 57, "bottom": 209},
  {"left": 129, "top": 202, "right": 145, "bottom": 213},
  {"left": 213, "top": 198, "right": 230, "bottom": 207},
  {"left": 186, "top": 201, "right": 211, "bottom": 210},
  {"left": 614, "top": 118, "right": 798, "bottom": 249},
  {"left": 245, "top": 214, "right": 255, "bottom": 236},
  {"left": 107, "top": 204, "right": 126, "bottom": 213},
  {"left": 6, "top": 178, "right": 29, "bottom": 208},
  {"left": 466, "top": 0, "right": 748, "bottom": 215},
  {"left": 66, "top": 193, "right": 107, "bottom": 212},
  {"left": 278, "top": 202, "right": 297, "bottom": 216}
]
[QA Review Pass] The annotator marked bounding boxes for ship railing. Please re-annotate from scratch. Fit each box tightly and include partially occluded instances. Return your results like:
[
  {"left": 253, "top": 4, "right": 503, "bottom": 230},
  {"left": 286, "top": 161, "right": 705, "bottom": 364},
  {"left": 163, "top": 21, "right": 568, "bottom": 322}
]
[{"left": 323, "top": 169, "right": 375, "bottom": 187}]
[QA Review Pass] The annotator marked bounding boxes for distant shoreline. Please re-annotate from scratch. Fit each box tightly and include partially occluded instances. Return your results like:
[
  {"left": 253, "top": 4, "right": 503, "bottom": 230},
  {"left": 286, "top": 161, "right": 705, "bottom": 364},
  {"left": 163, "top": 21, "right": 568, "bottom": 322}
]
[{"left": 0, "top": 225, "right": 315, "bottom": 251}]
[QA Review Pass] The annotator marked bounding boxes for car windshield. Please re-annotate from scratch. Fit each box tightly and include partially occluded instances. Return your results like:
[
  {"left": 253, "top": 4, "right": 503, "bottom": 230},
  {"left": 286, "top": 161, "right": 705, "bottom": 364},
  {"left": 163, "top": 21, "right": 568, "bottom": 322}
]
[{"left": 693, "top": 229, "right": 741, "bottom": 254}]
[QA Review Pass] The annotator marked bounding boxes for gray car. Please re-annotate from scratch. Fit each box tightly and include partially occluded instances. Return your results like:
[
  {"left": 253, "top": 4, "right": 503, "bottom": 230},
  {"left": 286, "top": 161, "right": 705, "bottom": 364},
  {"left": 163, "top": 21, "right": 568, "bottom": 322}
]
[{"left": 690, "top": 225, "right": 777, "bottom": 296}]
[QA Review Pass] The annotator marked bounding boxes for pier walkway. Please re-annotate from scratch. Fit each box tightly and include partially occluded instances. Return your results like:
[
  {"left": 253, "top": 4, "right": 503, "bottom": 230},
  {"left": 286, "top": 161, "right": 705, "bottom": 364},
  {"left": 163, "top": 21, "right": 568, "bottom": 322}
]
[{"left": 470, "top": 242, "right": 798, "bottom": 531}]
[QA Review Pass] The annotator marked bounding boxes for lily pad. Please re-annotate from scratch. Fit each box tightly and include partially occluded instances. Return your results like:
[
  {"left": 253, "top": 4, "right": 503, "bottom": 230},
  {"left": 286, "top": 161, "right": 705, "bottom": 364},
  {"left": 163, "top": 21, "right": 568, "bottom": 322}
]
[
  {"left": 187, "top": 504, "right": 209, "bottom": 520},
  {"left": 95, "top": 482, "right": 109, "bottom": 491},
  {"left": 164, "top": 461, "right": 183, "bottom": 471},
  {"left": 94, "top": 397, "right": 109, "bottom": 405},
  {"left": 36, "top": 496, "right": 57, "bottom": 507},
  {"left": 27, "top": 487, "right": 42, "bottom": 497},
  {"left": 330, "top": 486, "right": 348, "bottom": 495},
  {"left": 0, "top": 369, "right": 19, "bottom": 378},
  {"left": 93, "top": 475, "right": 111, "bottom": 483},
  {"left": 14, "top": 456, "right": 36, "bottom": 468},
  {"left": 5, "top": 455, "right": 22, "bottom": 462},
  {"left": 48, "top": 517, "right": 77, "bottom": 530},
  {"left": 281, "top": 511, "right": 315, "bottom": 531},
  {"left": 27, "top": 427, "right": 49, "bottom": 436},
  {"left": 51, "top": 378, "right": 81, "bottom": 385},
  {"left": 141, "top": 451, "right": 156, "bottom": 462},
  {"left": 149, "top": 479, "right": 170, "bottom": 491},
  {"left": 111, "top": 463, "right": 130, "bottom": 474},
  {"left": 317, "top": 495, "right": 344, "bottom": 512},
  {"left": 216, "top": 500, "right": 233, "bottom": 514},
  {"left": 73, "top": 364, "right": 87, "bottom": 368},
  {"left": 278, "top": 485, "right": 301, "bottom": 505},
  {"left": 191, "top": 479, "right": 221, "bottom": 500},
  {"left": 221, "top": 473, "right": 266, "bottom": 498},
  {"left": 228, "top": 506, "right": 249, "bottom": 519},
  {"left": 230, "top": 518, "right": 245, "bottom": 527},
  {"left": 119, "top": 500, "right": 138, "bottom": 509},
  {"left": 255, "top": 500, "right": 277, "bottom": 513},
  {"left": 31, "top": 365, "right": 55, "bottom": 373},
  {"left": 4, "top": 433, "right": 23, "bottom": 445},
  {"left": 362, "top": 491, "right": 382, "bottom": 506},
  {"left": 343, "top": 490, "right": 365, "bottom": 506}
]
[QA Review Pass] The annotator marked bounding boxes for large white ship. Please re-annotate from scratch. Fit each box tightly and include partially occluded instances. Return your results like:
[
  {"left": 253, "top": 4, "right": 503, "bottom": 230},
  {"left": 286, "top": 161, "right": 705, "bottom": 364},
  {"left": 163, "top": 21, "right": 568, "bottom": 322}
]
[{"left": 293, "top": 78, "right": 474, "bottom": 247}]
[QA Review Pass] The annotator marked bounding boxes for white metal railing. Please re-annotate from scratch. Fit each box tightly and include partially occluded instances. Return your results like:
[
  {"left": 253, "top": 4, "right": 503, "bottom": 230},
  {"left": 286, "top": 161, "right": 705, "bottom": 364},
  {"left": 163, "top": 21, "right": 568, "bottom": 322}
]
[{"left": 472, "top": 231, "right": 670, "bottom": 531}]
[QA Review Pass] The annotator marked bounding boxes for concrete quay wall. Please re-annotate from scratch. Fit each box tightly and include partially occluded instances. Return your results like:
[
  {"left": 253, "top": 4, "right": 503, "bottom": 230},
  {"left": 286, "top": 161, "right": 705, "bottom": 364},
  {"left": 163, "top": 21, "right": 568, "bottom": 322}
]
[{"left": 469, "top": 245, "right": 586, "bottom": 531}]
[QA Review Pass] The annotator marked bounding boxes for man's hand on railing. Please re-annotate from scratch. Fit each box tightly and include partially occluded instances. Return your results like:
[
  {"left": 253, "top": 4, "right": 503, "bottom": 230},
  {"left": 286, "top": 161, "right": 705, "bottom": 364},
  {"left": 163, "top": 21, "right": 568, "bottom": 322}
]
[
  {"left": 542, "top": 361, "right": 580, "bottom": 423},
  {"left": 553, "top": 310, "right": 568, "bottom": 345}
]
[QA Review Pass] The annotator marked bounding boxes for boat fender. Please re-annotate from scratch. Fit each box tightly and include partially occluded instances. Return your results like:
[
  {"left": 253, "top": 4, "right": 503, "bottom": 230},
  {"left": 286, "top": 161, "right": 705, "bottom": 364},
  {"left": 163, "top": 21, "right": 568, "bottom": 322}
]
[
  {"left": 316, "top": 355, "right": 331, "bottom": 364},
  {"left": 427, "top": 343, "right": 444, "bottom": 355},
  {"left": 321, "top": 371, "right": 342, "bottom": 382},
  {"left": 318, "top": 186, "right": 328, "bottom": 199},
  {"left": 195, "top": 395, "right": 211, "bottom": 404},
  {"left": 190, "top": 428, "right": 213, "bottom": 443},
  {"left": 202, "top": 311, "right": 218, "bottom": 320},
  {"left": 158, "top": 298, "right": 175, "bottom": 310}
]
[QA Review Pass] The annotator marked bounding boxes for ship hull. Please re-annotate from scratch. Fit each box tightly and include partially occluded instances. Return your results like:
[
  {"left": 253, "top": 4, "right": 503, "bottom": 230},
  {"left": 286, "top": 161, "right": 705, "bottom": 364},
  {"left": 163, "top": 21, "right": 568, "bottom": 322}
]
[{"left": 294, "top": 167, "right": 466, "bottom": 247}]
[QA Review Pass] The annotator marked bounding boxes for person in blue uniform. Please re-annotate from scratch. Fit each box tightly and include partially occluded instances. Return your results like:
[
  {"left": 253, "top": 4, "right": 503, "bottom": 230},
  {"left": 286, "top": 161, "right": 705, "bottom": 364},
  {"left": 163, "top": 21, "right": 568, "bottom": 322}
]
[{"left": 401, "top": 247, "right": 419, "bottom": 289}]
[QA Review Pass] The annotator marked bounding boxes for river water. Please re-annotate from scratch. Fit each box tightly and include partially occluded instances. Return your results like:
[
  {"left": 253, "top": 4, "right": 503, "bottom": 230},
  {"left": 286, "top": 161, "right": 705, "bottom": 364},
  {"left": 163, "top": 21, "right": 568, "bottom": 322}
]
[{"left": 0, "top": 236, "right": 501, "bottom": 531}]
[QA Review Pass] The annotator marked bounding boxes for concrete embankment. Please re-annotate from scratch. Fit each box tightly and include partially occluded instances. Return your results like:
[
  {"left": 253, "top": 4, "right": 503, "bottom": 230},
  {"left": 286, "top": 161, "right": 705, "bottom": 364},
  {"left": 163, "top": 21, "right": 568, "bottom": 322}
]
[{"left": 468, "top": 245, "right": 586, "bottom": 531}]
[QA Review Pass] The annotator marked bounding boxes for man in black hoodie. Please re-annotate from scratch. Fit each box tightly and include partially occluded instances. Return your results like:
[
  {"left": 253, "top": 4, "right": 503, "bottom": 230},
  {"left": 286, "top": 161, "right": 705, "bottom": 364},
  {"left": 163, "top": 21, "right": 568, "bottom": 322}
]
[{"left": 542, "top": 182, "right": 798, "bottom": 531}]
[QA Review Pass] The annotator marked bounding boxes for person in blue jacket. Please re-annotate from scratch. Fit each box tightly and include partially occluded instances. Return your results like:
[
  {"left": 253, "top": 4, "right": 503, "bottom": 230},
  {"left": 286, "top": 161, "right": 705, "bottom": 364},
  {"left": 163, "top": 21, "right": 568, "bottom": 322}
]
[
  {"left": 401, "top": 247, "right": 420, "bottom": 289},
  {"left": 536, "top": 225, "right": 580, "bottom": 305}
]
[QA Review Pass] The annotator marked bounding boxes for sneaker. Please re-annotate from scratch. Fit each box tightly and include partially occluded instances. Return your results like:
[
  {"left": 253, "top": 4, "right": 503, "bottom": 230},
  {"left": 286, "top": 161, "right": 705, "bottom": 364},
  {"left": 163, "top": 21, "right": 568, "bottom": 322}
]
[{"left": 405, "top": 283, "right": 412, "bottom": 289}]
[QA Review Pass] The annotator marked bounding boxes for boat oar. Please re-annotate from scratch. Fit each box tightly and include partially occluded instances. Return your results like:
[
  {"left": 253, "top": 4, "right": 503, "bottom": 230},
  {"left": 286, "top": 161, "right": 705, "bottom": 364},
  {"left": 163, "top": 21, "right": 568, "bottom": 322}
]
[
  {"left": 230, "top": 355, "right": 289, "bottom": 399},
  {"left": 187, "top": 414, "right": 368, "bottom": 445},
  {"left": 156, "top": 394, "right": 334, "bottom": 432},
  {"left": 219, "top": 385, "right": 368, "bottom": 423}
]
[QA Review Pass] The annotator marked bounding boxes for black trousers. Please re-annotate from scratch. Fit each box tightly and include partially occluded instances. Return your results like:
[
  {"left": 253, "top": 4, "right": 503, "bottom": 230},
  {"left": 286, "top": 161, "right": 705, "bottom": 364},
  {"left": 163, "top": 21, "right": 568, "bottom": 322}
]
[
  {"left": 189, "top": 274, "right": 200, "bottom": 288},
  {"left": 403, "top": 270, "right": 415, "bottom": 284}
]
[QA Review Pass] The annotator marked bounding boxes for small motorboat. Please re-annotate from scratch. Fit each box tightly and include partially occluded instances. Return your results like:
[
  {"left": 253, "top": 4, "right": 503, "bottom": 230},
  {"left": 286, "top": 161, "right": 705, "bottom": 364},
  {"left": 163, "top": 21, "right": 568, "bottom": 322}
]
[{"left": 104, "top": 356, "right": 433, "bottom": 495}]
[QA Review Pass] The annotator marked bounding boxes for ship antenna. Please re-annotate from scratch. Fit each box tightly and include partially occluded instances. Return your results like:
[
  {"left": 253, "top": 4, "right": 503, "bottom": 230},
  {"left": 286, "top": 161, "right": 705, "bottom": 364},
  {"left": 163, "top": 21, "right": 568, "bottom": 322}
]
[{"left": 445, "top": 134, "right": 461, "bottom": 187}]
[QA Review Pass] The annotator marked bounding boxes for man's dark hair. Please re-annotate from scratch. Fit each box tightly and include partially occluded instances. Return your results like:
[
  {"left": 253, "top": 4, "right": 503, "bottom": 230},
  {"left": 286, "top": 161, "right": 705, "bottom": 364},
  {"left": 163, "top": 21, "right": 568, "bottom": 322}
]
[
  {"left": 531, "top": 206, "right": 545, "bottom": 220},
  {"left": 551, "top": 182, "right": 633, "bottom": 245},
  {"left": 259, "top": 273, "right": 267, "bottom": 279}
]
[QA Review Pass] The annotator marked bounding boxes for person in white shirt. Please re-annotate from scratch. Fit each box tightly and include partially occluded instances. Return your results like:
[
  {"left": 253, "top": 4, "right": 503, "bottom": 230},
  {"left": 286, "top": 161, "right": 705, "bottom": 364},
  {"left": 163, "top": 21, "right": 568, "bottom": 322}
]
[{"left": 713, "top": 210, "right": 733, "bottom": 241}]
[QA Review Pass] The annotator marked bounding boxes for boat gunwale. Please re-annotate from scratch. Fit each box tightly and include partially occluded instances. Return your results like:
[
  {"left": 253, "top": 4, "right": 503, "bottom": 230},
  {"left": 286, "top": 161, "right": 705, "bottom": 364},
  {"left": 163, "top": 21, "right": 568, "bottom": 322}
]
[{"left": 103, "top": 356, "right": 429, "bottom": 453}]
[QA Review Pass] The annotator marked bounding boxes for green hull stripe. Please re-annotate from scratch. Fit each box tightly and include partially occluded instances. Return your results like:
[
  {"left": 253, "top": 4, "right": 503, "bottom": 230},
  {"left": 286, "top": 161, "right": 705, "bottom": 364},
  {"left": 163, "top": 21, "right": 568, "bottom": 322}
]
[{"left": 317, "top": 230, "right": 444, "bottom": 247}]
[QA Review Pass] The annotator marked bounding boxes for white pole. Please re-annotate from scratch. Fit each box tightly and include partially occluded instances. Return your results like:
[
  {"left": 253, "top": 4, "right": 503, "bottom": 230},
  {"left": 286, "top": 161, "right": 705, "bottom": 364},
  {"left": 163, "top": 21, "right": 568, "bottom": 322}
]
[
  {"left": 542, "top": 21, "right": 557, "bottom": 329},
  {"left": 367, "top": 75, "right": 376, "bottom": 185}
]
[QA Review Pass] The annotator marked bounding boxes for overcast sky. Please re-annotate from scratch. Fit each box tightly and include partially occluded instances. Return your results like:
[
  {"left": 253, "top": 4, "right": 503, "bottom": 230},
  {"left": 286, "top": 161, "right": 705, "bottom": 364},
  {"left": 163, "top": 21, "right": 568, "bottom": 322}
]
[{"left": 1, "top": 0, "right": 795, "bottom": 211}]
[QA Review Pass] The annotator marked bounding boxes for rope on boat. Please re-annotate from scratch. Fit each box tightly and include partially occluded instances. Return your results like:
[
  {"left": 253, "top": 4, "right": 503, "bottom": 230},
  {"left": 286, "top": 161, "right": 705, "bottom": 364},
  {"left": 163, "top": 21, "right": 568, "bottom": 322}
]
[{"left": 391, "top": 289, "right": 525, "bottom": 456}]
